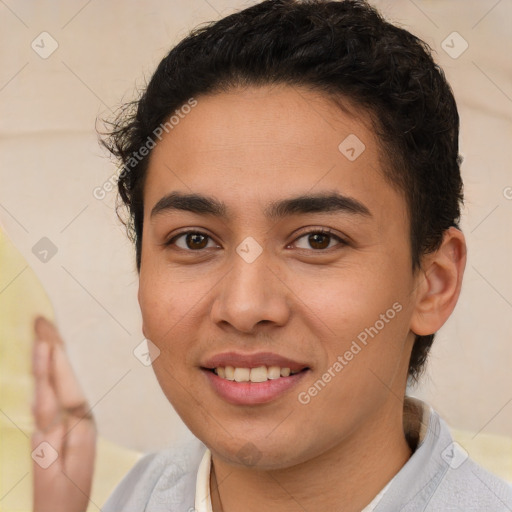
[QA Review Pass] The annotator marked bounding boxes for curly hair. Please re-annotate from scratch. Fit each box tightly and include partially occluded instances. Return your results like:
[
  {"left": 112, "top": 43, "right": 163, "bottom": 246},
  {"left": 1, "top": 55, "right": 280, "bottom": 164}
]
[{"left": 100, "top": 0, "right": 464, "bottom": 382}]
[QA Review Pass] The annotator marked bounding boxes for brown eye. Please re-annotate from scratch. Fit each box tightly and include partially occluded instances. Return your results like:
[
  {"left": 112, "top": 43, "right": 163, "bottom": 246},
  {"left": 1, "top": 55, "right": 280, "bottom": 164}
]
[
  {"left": 293, "top": 229, "right": 346, "bottom": 251},
  {"left": 167, "top": 231, "right": 217, "bottom": 251},
  {"left": 308, "top": 233, "right": 331, "bottom": 249},
  {"left": 185, "top": 233, "right": 208, "bottom": 249}
]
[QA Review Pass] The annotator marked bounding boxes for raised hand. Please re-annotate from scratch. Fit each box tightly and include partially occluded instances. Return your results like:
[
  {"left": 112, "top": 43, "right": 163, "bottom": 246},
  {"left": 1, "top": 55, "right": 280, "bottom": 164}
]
[{"left": 31, "top": 316, "right": 97, "bottom": 512}]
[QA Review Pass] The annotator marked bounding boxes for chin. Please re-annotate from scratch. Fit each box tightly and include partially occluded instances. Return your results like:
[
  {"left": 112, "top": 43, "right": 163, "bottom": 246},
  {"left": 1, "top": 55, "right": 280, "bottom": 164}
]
[{"left": 202, "top": 430, "right": 314, "bottom": 471}]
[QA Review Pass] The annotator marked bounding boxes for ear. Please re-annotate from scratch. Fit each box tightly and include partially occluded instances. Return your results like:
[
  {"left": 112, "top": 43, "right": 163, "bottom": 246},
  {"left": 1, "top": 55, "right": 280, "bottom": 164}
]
[{"left": 410, "top": 227, "right": 467, "bottom": 336}]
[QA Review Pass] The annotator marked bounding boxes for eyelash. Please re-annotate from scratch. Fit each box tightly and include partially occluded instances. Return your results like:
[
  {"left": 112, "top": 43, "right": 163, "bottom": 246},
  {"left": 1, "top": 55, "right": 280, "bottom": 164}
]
[{"left": 164, "top": 228, "right": 347, "bottom": 253}]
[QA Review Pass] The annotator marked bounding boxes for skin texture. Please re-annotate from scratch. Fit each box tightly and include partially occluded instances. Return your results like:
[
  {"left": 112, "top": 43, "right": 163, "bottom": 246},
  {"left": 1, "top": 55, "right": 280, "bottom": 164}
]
[{"left": 137, "top": 84, "right": 467, "bottom": 512}]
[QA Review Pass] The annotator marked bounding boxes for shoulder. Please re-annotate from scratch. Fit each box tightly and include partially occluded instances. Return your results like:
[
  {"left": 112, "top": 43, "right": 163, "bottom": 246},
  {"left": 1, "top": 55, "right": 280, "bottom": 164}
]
[
  {"left": 426, "top": 410, "right": 512, "bottom": 510},
  {"left": 102, "top": 437, "right": 206, "bottom": 512},
  {"left": 432, "top": 454, "right": 512, "bottom": 511},
  {"left": 377, "top": 400, "right": 512, "bottom": 511}
]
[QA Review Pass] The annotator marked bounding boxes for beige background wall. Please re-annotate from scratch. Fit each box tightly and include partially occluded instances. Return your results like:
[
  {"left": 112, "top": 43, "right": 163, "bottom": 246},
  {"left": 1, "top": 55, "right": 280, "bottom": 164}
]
[{"left": 0, "top": 0, "right": 510, "bottom": 452}]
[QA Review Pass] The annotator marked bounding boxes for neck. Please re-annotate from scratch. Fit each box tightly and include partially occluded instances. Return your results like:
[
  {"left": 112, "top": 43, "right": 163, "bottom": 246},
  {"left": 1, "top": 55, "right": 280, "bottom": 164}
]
[{"left": 210, "top": 398, "right": 412, "bottom": 512}]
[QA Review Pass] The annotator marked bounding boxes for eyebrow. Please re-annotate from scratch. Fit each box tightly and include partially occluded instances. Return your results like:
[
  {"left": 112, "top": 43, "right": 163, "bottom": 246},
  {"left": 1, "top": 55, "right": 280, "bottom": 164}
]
[{"left": 150, "top": 190, "right": 371, "bottom": 220}]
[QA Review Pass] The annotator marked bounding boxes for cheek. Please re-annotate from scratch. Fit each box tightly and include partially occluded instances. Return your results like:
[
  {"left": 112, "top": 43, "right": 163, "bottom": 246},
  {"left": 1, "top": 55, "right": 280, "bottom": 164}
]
[
  {"left": 138, "top": 270, "right": 186, "bottom": 346},
  {"left": 297, "top": 263, "right": 401, "bottom": 327},
  {"left": 295, "top": 261, "right": 412, "bottom": 374},
  {"left": 138, "top": 266, "right": 215, "bottom": 364},
  {"left": 138, "top": 273, "right": 201, "bottom": 406}
]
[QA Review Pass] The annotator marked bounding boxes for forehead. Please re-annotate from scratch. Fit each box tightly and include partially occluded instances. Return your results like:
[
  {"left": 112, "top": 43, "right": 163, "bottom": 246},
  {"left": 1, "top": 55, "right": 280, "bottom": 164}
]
[{"left": 144, "top": 84, "right": 404, "bottom": 224}]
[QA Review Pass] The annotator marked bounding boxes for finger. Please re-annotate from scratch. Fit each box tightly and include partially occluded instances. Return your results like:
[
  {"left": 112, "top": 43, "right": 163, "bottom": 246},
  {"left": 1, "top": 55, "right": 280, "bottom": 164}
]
[
  {"left": 34, "top": 316, "right": 64, "bottom": 348},
  {"left": 52, "top": 342, "right": 88, "bottom": 410},
  {"left": 32, "top": 339, "right": 60, "bottom": 432},
  {"left": 34, "top": 316, "right": 89, "bottom": 410},
  {"left": 32, "top": 332, "right": 49, "bottom": 378}
]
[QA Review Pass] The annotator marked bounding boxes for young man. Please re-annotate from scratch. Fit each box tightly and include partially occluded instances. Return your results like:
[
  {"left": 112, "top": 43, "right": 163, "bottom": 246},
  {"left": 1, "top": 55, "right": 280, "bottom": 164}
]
[{"left": 32, "top": 0, "right": 512, "bottom": 510}]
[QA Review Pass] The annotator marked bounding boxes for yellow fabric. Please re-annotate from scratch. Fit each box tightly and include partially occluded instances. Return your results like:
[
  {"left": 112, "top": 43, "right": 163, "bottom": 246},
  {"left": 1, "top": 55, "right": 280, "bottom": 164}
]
[
  {"left": 0, "top": 228, "right": 141, "bottom": 512},
  {"left": 450, "top": 428, "right": 512, "bottom": 483},
  {"left": 0, "top": 227, "right": 510, "bottom": 511}
]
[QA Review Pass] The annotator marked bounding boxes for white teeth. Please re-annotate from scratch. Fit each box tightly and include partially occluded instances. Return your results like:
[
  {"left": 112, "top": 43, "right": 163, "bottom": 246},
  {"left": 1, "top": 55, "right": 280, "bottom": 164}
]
[
  {"left": 249, "top": 366, "right": 268, "bottom": 383},
  {"left": 214, "top": 365, "right": 301, "bottom": 382},
  {"left": 224, "top": 366, "right": 235, "bottom": 381},
  {"left": 234, "top": 367, "right": 250, "bottom": 382},
  {"left": 267, "top": 366, "right": 281, "bottom": 380}
]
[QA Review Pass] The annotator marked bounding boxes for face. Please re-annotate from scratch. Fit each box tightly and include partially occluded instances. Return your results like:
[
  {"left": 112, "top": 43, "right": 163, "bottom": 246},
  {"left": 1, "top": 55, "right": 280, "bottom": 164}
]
[{"left": 138, "top": 84, "right": 420, "bottom": 469}]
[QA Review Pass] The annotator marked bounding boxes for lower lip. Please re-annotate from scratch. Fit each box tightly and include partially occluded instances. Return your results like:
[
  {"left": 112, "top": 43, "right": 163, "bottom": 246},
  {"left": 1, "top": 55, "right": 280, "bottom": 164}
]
[{"left": 202, "top": 369, "right": 309, "bottom": 405}]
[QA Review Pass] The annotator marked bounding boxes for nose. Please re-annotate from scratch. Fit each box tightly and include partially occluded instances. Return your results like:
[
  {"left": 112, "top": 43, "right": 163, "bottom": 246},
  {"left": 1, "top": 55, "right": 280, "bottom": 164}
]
[{"left": 210, "top": 250, "right": 290, "bottom": 334}]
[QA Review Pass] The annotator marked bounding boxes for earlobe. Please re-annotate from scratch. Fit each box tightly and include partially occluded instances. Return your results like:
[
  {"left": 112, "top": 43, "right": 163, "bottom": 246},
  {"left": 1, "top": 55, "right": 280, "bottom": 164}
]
[{"left": 410, "top": 227, "right": 467, "bottom": 336}]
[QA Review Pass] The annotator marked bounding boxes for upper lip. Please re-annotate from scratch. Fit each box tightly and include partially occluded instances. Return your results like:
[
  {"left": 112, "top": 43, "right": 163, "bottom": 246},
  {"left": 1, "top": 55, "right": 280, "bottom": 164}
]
[{"left": 201, "top": 351, "right": 309, "bottom": 372}]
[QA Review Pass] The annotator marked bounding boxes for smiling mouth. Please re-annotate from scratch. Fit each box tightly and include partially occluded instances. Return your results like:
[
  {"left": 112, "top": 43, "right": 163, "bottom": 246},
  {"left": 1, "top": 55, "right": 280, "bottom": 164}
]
[{"left": 204, "top": 365, "right": 309, "bottom": 383}]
